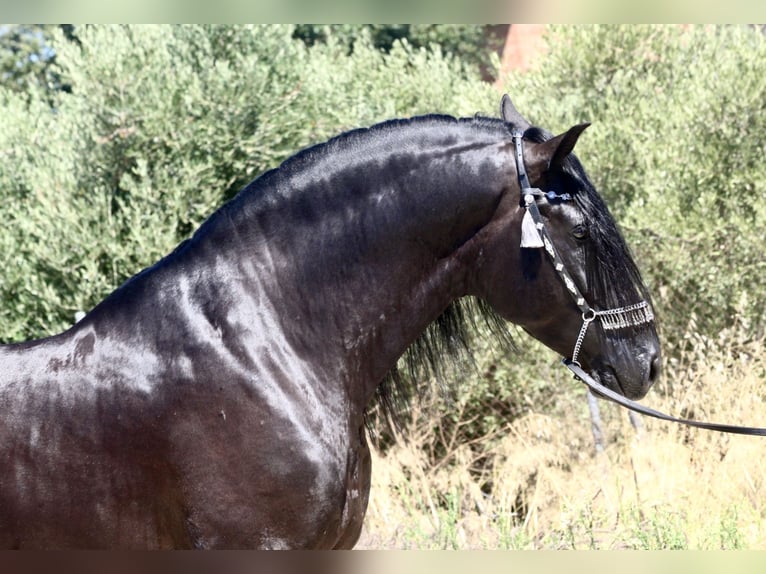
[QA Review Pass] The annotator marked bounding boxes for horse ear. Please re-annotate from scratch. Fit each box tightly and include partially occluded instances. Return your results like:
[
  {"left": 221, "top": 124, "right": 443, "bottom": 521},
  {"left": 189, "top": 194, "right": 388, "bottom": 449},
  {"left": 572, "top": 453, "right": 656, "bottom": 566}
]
[
  {"left": 536, "top": 122, "right": 591, "bottom": 169},
  {"left": 500, "top": 94, "right": 531, "bottom": 130}
]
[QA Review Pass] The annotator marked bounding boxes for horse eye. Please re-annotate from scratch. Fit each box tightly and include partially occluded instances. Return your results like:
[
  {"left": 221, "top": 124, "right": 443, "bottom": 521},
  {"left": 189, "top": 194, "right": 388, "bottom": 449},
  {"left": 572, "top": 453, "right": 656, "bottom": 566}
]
[{"left": 572, "top": 224, "right": 589, "bottom": 240}]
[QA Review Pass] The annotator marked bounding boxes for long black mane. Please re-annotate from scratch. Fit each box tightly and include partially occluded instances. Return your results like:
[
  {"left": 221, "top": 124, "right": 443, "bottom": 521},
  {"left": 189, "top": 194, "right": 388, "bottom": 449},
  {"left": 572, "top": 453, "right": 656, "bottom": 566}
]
[
  {"left": 181, "top": 114, "right": 651, "bottom": 427},
  {"left": 233, "top": 114, "right": 519, "bottom": 426},
  {"left": 372, "top": 120, "right": 654, "bottom": 426},
  {"left": 113, "top": 114, "right": 519, "bottom": 426}
]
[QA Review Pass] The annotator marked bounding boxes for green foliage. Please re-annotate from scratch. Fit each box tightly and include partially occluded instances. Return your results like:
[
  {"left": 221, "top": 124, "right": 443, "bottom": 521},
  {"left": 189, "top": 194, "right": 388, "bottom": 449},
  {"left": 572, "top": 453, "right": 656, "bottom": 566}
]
[
  {"left": 0, "top": 25, "right": 53, "bottom": 95},
  {"left": 714, "top": 506, "right": 745, "bottom": 550},
  {"left": 0, "top": 25, "right": 77, "bottom": 100},
  {"left": 501, "top": 25, "right": 766, "bottom": 353},
  {"left": 2, "top": 24, "right": 765, "bottom": 445},
  {"left": 293, "top": 24, "right": 492, "bottom": 73},
  {"left": 624, "top": 505, "right": 689, "bottom": 549},
  {"left": 0, "top": 24, "right": 497, "bottom": 343}
]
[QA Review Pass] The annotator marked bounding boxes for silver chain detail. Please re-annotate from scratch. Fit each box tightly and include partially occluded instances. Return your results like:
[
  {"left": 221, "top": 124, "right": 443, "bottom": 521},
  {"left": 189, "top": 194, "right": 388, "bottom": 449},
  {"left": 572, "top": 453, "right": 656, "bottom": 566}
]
[
  {"left": 594, "top": 301, "right": 654, "bottom": 331},
  {"left": 571, "top": 310, "right": 596, "bottom": 366},
  {"left": 570, "top": 302, "right": 655, "bottom": 366}
]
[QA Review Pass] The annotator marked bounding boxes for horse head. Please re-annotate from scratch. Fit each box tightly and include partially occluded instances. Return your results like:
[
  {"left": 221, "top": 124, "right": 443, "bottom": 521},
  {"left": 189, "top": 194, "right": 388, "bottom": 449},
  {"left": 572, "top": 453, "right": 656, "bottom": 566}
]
[{"left": 473, "top": 95, "right": 660, "bottom": 400}]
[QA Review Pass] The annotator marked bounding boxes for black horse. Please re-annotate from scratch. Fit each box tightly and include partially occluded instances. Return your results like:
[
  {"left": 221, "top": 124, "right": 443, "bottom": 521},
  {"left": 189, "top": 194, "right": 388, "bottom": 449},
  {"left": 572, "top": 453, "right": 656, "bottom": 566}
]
[{"left": 0, "top": 96, "right": 660, "bottom": 549}]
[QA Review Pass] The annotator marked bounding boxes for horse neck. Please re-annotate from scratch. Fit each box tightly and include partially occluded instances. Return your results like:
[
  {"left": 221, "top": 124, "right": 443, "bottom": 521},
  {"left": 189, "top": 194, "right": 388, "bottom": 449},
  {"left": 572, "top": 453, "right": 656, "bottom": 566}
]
[{"left": 222, "top": 128, "right": 513, "bottom": 403}]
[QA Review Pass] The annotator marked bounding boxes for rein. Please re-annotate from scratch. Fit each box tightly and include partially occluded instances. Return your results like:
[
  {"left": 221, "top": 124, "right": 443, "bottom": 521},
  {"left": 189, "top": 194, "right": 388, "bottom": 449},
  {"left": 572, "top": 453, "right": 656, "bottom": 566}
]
[
  {"left": 563, "top": 359, "right": 766, "bottom": 436},
  {"left": 512, "top": 130, "right": 766, "bottom": 437}
]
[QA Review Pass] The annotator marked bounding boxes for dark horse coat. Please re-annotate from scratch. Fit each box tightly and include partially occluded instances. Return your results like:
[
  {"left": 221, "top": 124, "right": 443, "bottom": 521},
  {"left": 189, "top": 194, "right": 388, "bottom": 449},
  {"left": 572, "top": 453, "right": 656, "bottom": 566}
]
[{"left": 0, "top": 97, "right": 660, "bottom": 548}]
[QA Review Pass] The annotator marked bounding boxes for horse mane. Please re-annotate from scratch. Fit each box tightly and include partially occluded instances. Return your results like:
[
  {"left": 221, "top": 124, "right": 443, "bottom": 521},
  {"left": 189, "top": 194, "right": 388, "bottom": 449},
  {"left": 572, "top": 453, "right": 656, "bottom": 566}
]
[
  {"left": 187, "top": 113, "right": 517, "bottom": 432},
  {"left": 363, "top": 116, "right": 519, "bottom": 431},
  {"left": 370, "top": 120, "right": 654, "bottom": 432},
  {"left": 210, "top": 113, "right": 651, "bottom": 433},
  {"left": 372, "top": 295, "right": 516, "bottom": 433}
]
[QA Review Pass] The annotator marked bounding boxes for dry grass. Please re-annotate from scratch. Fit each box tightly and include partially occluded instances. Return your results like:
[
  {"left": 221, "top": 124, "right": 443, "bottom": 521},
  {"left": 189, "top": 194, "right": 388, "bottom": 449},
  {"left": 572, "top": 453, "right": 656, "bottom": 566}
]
[{"left": 356, "top": 330, "right": 766, "bottom": 549}]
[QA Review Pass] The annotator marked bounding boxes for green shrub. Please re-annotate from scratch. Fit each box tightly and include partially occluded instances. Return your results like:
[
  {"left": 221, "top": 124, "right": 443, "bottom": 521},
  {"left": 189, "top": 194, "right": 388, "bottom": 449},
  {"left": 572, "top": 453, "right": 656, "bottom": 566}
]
[
  {"left": 501, "top": 25, "right": 766, "bottom": 354},
  {"left": 2, "top": 25, "right": 765, "bottom": 449},
  {"left": 293, "top": 24, "right": 492, "bottom": 73},
  {"left": 0, "top": 24, "right": 496, "bottom": 343}
]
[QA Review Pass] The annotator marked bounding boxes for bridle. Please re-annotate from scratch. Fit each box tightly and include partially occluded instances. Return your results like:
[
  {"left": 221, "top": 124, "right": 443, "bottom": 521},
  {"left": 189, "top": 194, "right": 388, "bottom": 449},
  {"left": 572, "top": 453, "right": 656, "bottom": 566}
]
[
  {"left": 512, "top": 130, "right": 766, "bottom": 436},
  {"left": 512, "top": 129, "right": 655, "bottom": 365}
]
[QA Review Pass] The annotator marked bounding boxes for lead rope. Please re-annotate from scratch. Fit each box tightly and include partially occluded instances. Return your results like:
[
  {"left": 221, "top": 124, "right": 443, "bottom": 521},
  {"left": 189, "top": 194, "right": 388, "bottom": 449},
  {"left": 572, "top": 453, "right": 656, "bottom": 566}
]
[{"left": 564, "top": 359, "right": 766, "bottom": 436}]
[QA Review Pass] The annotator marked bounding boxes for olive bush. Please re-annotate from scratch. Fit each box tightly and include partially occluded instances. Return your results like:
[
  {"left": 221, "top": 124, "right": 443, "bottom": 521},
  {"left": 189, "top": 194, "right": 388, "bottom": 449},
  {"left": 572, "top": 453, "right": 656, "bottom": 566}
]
[
  {"left": 0, "top": 24, "right": 496, "bottom": 342},
  {"left": 2, "top": 25, "right": 765, "bottom": 442},
  {"left": 502, "top": 25, "right": 766, "bottom": 351}
]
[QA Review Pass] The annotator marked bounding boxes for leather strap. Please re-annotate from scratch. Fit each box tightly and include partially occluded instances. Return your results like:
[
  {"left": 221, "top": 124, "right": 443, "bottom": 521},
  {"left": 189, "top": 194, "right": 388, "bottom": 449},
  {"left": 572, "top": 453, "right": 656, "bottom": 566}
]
[{"left": 563, "top": 358, "right": 766, "bottom": 436}]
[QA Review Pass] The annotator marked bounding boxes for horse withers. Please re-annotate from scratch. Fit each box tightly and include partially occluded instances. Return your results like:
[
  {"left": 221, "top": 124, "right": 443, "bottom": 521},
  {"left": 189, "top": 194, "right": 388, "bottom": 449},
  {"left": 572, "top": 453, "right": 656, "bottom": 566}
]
[{"left": 0, "top": 95, "right": 659, "bottom": 548}]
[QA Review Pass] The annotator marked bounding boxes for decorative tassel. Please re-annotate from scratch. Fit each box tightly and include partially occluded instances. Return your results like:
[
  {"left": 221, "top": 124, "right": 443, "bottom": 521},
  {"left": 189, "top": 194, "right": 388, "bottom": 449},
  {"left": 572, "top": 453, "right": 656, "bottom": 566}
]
[{"left": 520, "top": 206, "right": 544, "bottom": 248}]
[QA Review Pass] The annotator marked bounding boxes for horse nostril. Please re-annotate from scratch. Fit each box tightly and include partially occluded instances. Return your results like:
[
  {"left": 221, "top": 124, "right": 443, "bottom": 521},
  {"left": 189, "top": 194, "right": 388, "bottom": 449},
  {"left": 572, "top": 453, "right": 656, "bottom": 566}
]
[{"left": 648, "top": 353, "right": 661, "bottom": 383}]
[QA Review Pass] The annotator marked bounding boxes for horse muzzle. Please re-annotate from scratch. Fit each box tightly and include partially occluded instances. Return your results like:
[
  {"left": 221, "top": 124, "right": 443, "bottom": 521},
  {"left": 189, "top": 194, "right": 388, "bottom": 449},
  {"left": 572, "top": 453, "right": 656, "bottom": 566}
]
[{"left": 589, "top": 343, "right": 661, "bottom": 400}]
